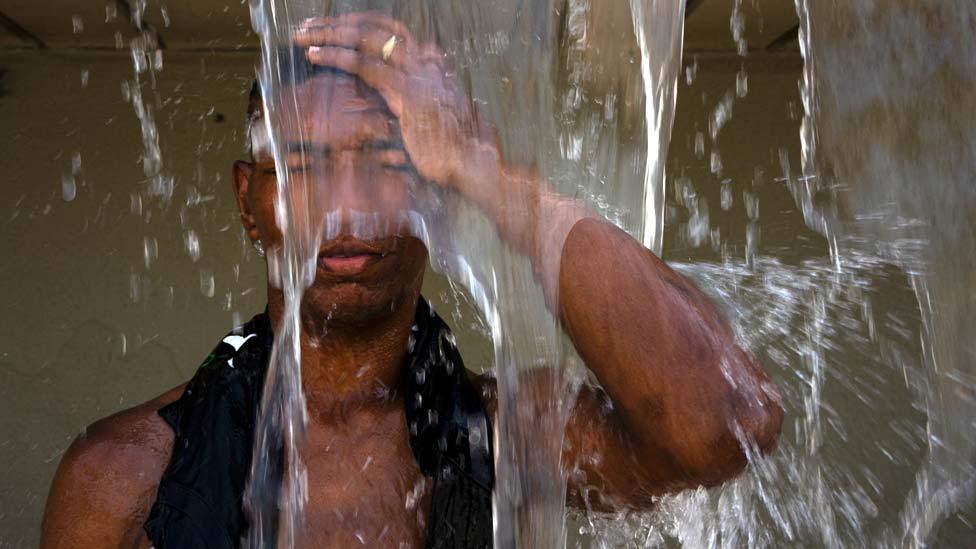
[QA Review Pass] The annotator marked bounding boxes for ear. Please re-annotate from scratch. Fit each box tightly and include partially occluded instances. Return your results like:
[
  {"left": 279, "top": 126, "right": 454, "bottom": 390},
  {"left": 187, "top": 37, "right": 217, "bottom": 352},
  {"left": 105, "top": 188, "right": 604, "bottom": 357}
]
[{"left": 232, "top": 160, "right": 259, "bottom": 242}]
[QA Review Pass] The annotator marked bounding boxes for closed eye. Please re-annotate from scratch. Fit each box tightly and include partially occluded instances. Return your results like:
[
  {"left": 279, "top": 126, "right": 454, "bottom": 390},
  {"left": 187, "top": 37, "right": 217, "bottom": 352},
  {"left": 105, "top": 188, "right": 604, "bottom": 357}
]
[
  {"left": 258, "top": 164, "right": 309, "bottom": 176},
  {"left": 367, "top": 147, "right": 413, "bottom": 175},
  {"left": 380, "top": 162, "right": 414, "bottom": 173}
]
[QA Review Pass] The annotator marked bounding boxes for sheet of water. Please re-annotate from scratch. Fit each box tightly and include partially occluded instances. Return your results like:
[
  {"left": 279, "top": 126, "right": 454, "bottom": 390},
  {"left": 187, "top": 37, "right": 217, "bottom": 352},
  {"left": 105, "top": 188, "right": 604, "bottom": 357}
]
[
  {"left": 792, "top": 2, "right": 976, "bottom": 545},
  {"left": 244, "top": 1, "right": 682, "bottom": 547}
]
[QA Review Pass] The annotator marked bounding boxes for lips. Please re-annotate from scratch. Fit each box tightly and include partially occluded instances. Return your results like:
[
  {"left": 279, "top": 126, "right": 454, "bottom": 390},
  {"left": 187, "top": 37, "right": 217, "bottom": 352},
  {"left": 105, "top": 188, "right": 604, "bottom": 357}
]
[{"left": 317, "top": 237, "right": 387, "bottom": 276}]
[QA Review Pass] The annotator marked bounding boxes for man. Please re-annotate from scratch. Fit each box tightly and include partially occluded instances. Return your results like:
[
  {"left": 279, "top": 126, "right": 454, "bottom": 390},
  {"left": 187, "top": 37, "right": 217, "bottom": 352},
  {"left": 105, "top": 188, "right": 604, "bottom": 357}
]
[{"left": 41, "top": 12, "right": 782, "bottom": 549}]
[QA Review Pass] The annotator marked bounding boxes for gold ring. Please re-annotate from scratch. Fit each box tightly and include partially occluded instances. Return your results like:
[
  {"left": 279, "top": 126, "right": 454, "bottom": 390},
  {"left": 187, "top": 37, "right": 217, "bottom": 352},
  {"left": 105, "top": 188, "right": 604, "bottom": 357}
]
[{"left": 381, "top": 35, "right": 398, "bottom": 62}]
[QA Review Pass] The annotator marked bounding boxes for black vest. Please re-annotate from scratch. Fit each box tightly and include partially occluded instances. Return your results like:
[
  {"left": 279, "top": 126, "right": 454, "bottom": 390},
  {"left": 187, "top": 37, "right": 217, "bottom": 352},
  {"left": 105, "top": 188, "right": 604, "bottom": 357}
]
[{"left": 144, "top": 299, "right": 494, "bottom": 548}]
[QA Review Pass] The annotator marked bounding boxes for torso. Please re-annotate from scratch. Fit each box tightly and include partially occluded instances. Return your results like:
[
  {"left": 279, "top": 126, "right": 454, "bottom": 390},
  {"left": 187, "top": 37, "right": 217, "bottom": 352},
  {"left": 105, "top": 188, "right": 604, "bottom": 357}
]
[{"left": 295, "top": 404, "right": 433, "bottom": 548}]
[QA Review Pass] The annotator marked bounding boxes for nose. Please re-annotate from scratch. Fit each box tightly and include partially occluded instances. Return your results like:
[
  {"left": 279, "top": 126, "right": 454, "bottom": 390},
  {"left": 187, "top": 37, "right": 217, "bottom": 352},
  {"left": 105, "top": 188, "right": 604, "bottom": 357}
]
[
  {"left": 319, "top": 155, "right": 374, "bottom": 212},
  {"left": 307, "top": 154, "right": 409, "bottom": 239}
]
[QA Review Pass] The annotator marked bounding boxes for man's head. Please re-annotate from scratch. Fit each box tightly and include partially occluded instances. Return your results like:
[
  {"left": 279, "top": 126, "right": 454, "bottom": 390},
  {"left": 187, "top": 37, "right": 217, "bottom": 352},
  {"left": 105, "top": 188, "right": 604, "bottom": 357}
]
[{"left": 233, "top": 67, "right": 428, "bottom": 327}]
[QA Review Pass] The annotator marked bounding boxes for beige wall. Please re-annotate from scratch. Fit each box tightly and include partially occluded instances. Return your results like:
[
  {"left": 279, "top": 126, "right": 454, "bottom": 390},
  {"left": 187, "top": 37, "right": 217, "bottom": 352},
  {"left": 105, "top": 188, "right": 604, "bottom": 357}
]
[{"left": 1, "top": 50, "right": 265, "bottom": 545}]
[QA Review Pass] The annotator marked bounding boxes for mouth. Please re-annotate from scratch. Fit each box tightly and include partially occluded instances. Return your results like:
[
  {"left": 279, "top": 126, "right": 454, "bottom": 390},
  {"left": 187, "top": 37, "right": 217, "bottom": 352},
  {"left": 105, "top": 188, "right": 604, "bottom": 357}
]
[{"left": 317, "top": 237, "right": 388, "bottom": 277}]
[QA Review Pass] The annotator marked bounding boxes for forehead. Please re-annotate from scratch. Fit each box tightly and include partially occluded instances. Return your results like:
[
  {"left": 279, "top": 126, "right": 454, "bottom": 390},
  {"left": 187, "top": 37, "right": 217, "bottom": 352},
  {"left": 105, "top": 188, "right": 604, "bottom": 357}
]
[{"left": 261, "top": 72, "right": 398, "bottom": 155}]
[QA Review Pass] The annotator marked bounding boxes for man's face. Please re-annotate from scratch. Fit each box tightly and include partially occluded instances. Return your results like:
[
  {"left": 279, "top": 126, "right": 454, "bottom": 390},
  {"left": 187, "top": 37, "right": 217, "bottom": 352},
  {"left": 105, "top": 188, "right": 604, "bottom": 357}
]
[{"left": 234, "top": 71, "right": 428, "bottom": 325}]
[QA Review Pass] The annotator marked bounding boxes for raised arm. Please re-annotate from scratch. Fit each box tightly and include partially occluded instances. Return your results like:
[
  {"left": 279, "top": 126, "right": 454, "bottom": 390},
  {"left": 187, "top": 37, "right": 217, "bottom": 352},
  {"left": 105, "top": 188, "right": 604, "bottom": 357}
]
[
  {"left": 460, "top": 162, "right": 783, "bottom": 508},
  {"left": 292, "top": 12, "right": 783, "bottom": 509}
]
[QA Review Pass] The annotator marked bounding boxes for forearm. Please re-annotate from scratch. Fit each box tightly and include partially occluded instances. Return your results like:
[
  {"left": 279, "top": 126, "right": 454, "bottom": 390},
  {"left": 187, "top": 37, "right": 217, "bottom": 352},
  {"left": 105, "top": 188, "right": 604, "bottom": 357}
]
[
  {"left": 452, "top": 145, "right": 597, "bottom": 306},
  {"left": 454, "top": 151, "right": 781, "bottom": 475}
]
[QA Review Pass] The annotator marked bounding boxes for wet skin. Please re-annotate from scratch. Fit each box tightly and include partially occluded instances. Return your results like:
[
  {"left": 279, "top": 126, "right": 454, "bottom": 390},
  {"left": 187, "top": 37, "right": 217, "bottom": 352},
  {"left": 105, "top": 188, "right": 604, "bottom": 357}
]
[{"left": 40, "top": 12, "right": 784, "bottom": 549}]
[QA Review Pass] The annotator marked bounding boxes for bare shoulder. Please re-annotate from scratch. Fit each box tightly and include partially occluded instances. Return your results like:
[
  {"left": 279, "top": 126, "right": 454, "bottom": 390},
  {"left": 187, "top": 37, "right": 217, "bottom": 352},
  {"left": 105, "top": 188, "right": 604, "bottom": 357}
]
[{"left": 40, "top": 384, "right": 186, "bottom": 549}]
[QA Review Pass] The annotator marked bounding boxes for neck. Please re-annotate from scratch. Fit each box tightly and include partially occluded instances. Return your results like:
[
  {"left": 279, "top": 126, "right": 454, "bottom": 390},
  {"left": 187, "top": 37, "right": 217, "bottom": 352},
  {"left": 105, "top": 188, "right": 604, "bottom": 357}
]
[{"left": 266, "top": 288, "right": 421, "bottom": 422}]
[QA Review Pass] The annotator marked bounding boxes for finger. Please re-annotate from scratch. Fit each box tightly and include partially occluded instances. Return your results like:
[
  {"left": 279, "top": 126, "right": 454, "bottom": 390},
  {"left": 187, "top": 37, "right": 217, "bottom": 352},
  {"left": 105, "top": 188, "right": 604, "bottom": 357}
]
[
  {"left": 294, "top": 24, "right": 410, "bottom": 66},
  {"left": 320, "top": 12, "right": 413, "bottom": 41},
  {"left": 298, "top": 12, "right": 413, "bottom": 45},
  {"left": 305, "top": 46, "right": 404, "bottom": 116}
]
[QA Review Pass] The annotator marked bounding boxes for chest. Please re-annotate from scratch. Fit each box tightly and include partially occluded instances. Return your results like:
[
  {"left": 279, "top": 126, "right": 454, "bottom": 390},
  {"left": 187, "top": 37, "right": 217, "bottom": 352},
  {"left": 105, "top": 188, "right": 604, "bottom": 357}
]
[{"left": 292, "top": 411, "right": 433, "bottom": 549}]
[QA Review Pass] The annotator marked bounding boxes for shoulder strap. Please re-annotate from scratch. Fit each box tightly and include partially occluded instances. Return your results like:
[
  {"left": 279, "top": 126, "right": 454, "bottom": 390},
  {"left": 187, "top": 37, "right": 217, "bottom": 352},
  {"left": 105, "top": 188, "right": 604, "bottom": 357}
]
[{"left": 404, "top": 299, "right": 495, "bottom": 549}]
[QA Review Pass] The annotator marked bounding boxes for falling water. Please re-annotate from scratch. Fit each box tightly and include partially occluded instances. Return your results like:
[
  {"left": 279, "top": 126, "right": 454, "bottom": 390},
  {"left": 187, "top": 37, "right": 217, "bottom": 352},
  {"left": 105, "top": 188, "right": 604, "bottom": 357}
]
[
  {"left": 793, "top": 2, "right": 976, "bottom": 545},
  {"left": 569, "top": 2, "right": 975, "bottom": 547},
  {"left": 241, "top": 0, "right": 684, "bottom": 547},
  {"left": 628, "top": 0, "right": 685, "bottom": 254},
  {"left": 124, "top": 0, "right": 171, "bottom": 203}
]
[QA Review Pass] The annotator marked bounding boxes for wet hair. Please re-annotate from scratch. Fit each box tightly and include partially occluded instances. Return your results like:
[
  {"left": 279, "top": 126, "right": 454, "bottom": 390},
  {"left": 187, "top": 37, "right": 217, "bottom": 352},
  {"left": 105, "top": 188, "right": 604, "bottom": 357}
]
[{"left": 245, "top": 49, "right": 374, "bottom": 157}]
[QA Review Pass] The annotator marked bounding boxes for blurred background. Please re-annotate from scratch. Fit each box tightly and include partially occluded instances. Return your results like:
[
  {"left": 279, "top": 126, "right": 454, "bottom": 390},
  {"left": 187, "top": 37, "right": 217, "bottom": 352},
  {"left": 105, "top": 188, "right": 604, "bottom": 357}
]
[{"left": 0, "top": 1, "right": 972, "bottom": 547}]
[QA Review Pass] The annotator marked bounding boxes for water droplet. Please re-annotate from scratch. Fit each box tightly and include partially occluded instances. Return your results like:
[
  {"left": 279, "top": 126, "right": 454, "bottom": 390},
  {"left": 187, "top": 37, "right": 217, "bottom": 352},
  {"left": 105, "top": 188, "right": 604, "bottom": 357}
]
[
  {"left": 72, "top": 15, "right": 84, "bottom": 34},
  {"left": 143, "top": 237, "right": 158, "bottom": 269},
  {"left": 80, "top": 69, "right": 89, "bottom": 88},
  {"left": 743, "top": 191, "right": 760, "bottom": 221},
  {"left": 200, "top": 269, "right": 215, "bottom": 298},
  {"left": 736, "top": 67, "right": 749, "bottom": 98},
  {"left": 694, "top": 132, "right": 705, "bottom": 159},
  {"left": 721, "top": 179, "right": 733, "bottom": 210},
  {"left": 61, "top": 174, "right": 76, "bottom": 202},
  {"left": 730, "top": 1, "right": 747, "bottom": 55},
  {"left": 130, "top": 193, "right": 142, "bottom": 216},
  {"left": 185, "top": 230, "right": 201, "bottom": 261},
  {"left": 685, "top": 56, "right": 698, "bottom": 86},
  {"left": 709, "top": 91, "right": 735, "bottom": 140}
]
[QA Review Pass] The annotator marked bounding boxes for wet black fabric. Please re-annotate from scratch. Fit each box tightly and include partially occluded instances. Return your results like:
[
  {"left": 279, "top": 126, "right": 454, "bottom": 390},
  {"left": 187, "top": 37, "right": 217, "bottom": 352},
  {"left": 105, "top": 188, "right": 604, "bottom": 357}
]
[
  {"left": 404, "top": 300, "right": 494, "bottom": 549},
  {"left": 144, "top": 298, "right": 494, "bottom": 548}
]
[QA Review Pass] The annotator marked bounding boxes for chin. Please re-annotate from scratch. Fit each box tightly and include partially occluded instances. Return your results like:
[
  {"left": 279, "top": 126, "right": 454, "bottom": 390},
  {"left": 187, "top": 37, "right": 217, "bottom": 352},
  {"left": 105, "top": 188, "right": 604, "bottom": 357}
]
[{"left": 301, "top": 281, "right": 403, "bottom": 327}]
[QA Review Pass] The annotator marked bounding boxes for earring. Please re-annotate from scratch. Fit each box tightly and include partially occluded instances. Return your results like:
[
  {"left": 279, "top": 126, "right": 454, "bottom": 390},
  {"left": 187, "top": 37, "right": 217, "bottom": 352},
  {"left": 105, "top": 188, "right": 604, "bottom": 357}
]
[{"left": 253, "top": 239, "right": 265, "bottom": 257}]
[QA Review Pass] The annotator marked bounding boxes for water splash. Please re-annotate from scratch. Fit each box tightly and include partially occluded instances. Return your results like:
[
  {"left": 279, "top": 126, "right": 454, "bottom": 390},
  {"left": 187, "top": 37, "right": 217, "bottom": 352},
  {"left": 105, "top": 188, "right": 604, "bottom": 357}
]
[
  {"left": 124, "top": 0, "right": 171, "bottom": 202},
  {"left": 792, "top": 2, "right": 976, "bottom": 545}
]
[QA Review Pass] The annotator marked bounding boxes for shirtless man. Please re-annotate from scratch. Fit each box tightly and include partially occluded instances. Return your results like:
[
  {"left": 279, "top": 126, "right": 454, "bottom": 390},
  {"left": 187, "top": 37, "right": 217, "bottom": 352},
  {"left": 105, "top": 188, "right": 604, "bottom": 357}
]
[{"left": 41, "top": 13, "right": 783, "bottom": 548}]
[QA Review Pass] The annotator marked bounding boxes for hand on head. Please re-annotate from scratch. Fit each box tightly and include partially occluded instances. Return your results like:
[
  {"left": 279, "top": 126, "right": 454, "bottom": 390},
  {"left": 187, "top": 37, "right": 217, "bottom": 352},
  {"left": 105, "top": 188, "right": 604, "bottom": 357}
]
[{"left": 293, "top": 12, "right": 498, "bottom": 190}]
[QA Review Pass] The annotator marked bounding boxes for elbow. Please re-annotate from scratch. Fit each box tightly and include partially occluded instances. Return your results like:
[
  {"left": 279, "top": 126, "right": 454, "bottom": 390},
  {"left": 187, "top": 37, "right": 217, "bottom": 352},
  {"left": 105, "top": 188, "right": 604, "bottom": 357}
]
[
  {"left": 717, "top": 380, "right": 785, "bottom": 481},
  {"left": 670, "top": 382, "right": 785, "bottom": 488},
  {"left": 731, "top": 386, "right": 785, "bottom": 460},
  {"left": 702, "top": 351, "right": 785, "bottom": 483}
]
